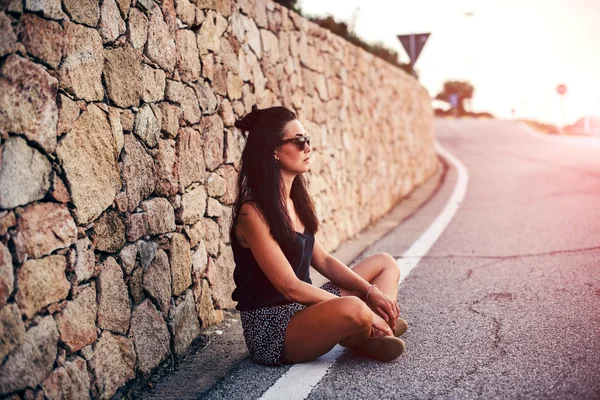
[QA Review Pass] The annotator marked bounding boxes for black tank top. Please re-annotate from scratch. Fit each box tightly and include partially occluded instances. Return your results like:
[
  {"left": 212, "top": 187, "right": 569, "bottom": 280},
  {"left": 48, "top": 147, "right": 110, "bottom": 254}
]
[{"left": 231, "top": 230, "right": 314, "bottom": 311}]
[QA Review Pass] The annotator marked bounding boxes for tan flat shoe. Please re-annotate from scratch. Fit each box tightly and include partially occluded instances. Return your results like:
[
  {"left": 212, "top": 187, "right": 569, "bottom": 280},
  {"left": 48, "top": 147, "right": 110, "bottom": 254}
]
[
  {"left": 394, "top": 318, "right": 409, "bottom": 337},
  {"left": 353, "top": 336, "right": 406, "bottom": 362}
]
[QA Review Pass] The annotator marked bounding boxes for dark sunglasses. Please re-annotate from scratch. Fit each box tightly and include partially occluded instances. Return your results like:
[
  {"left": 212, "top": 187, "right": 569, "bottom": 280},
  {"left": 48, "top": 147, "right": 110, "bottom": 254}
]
[{"left": 279, "top": 136, "right": 311, "bottom": 150}]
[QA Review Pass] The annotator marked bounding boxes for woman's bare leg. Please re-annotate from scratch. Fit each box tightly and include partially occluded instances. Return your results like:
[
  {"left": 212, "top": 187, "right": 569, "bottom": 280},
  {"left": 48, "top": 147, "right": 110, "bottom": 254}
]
[
  {"left": 282, "top": 254, "right": 401, "bottom": 363},
  {"left": 282, "top": 296, "right": 373, "bottom": 363},
  {"left": 339, "top": 253, "right": 401, "bottom": 302}
]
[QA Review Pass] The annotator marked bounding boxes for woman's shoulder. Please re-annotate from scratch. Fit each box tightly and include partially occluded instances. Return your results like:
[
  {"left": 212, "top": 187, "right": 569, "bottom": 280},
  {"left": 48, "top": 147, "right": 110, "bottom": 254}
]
[
  {"left": 239, "top": 197, "right": 258, "bottom": 215},
  {"left": 238, "top": 200, "right": 266, "bottom": 230}
]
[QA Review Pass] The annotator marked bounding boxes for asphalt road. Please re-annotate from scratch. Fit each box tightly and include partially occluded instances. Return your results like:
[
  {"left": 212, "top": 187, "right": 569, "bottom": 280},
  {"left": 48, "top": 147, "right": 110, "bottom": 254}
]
[{"left": 200, "top": 119, "right": 600, "bottom": 399}]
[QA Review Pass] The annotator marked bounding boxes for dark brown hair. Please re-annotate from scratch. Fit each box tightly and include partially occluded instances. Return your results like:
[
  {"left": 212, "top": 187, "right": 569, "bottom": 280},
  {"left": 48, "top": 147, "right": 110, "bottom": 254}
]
[{"left": 231, "top": 105, "right": 319, "bottom": 251}]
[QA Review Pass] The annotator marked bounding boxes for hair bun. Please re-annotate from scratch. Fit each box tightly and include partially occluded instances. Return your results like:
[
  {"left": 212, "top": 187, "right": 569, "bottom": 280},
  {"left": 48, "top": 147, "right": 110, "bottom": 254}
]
[{"left": 235, "top": 105, "right": 260, "bottom": 131}]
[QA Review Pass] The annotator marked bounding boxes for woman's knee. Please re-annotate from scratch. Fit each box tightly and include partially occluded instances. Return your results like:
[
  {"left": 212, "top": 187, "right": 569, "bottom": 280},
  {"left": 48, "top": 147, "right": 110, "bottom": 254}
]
[
  {"left": 375, "top": 253, "right": 400, "bottom": 280},
  {"left": 333, "top": 296, "right": 372, "bottom": 331}
]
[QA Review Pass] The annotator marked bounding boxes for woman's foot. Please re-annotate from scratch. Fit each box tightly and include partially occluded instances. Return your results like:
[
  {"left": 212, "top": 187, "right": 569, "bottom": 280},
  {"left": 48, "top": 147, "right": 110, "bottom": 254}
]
[
  {"left": 394, "top": 318, "right": 408, "bottom": 337},
  {"left": 353, "top": 336, "right": 406, "bottom": 362}
]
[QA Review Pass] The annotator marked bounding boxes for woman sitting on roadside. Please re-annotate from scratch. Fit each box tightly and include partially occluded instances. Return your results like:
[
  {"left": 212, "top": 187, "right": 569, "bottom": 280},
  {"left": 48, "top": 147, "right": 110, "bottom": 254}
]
[{"left": 230, "top": 105, "right": 408, "bottom": 366}]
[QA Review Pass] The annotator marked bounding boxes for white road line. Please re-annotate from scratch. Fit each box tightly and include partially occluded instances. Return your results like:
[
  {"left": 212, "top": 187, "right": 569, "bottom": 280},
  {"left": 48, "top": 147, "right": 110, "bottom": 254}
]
[
  {"left": 396, "top": 142, "right": 469, "bottom": 283},
  {"left": 259, "top": 345, "right": 346, "bottom": 400},
  {"left": 258, "top": 142, "right": 469, "bottom": 400}
]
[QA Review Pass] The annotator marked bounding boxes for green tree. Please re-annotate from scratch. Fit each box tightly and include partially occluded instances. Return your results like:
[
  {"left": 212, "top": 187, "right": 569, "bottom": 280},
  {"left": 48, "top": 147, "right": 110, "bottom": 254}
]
[{"left": 436, "top": 81, "right": 474, "bottom": 116}]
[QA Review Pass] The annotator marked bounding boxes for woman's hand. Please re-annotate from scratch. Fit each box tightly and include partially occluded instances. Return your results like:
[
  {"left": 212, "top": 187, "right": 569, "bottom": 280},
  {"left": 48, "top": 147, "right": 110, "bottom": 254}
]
[
  {"left": 366, "top": 286, "right": 400, "bottom": 330},
  {"left": 371, "top": 311, "right": 394, "bottom": 337}
]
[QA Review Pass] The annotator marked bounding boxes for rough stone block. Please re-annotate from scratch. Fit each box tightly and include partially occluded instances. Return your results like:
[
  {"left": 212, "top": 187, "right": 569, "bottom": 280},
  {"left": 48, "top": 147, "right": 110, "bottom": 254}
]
[
  {"left": 73, "top": 237, "right": 95, "bottom": 284},
  {"left": 128, "top": 7, "right": 148, "bottom": 50},
  {"left": 24, "top": 0, "right": 66, "bottom": 20},
  {"left": 133, "top": 104, "right": 160, "bottom": 148},
  {"left": 178, "top": 186, "right": 207, "bottom": 225},
  {"left": 193, "top": 81, "right": 218, "bottom": 115},
  {"left": 56, "top": 104, "right": 121, "bottom": 225},
  {"left": 182, "top": 86, "right": 202, "bottom": 124},
  {"left": 140, "top": 197, "right": 176, "bottom": 235},
  {"left": 157, "top": 102, "right": 180, "bottom": 137},
  {"left": 0, "top": 211, "right": 15, "bottom": 237},
  {"left": 0, "top": 54, "right": 58, "bottom": 152},
  {"left": 219, "top": 37, "right": 240, "bottom": 75},
  {"left": 0, "top": 243, "right": 13, "bottom": 307},
  {"left": 196, "top": 10, "right": 220, "bottom": 55},
  {"left": 206, "top": 198, "right": 222, "bottom": 218},
  {"left": 176, "top": 127, "right": 206, "bottom": 191},
  {"left": 202, "top": 218, "right": 220, "bottom": 257},
  {"left": 119, "top": 243, "right": 138, "bottom": 275},
  {"left": 218, "top": 205, "right": 232, "bottom": 244},
  {"left": 57, "top": 93, "right": 81, "bottom": 135},
  {"left": 224, "top": 129, "right": 244, "bottom": 165},
  {"left": 50, "top": 173, "right": 71, "bottom": 203},
  {"left": 191, "top": 241, "right": 208, "bottom": 279},
  {"left": 202, "top": 115, "right": 224, "bottom": 171},
  {"left": 92, "top": 209, "right": 126, "bottom": 253},
  {"left": 176, "top": 29, "right": 200, "bottom": 82},
  {"left": 141, "top": 64, "right": 166, "bottom": 103},
  {"left": 218, "top": 165, "right": 238, "bottom": 205},
  {"left": 169, "top": 289, "right": 200, "bottom": 356},
  {"left": 206, "top": 172, "right": 226, "bottom": 197},
  {"left": 115, "top": 0, "right": 131, "bottom": 17},
  {"left": 193, "top": 279, "right": 223, "bottom": 327},
  {"left": 63, "top": 0, "right": 100, "bottom": 27},
  {"left": 59, "top": 22, "right": 104, "bottom": 101},
  {"left": 86, "top": 331, "right": 135, "bottom": 400},
  {"left": 260, "top": 29, "right": 279, "bottom": 65},
  {"left": 143, "top": 249, "right": 172, "bottom": 313},
  {"left": 130, "top": 299, "right": 170, "bottom": 374},
  {"left": 184, "top": 220, "right": 203, "bottom": 248},
  {"left": 41, "top": 357, "right": 91, "bottom": 400},
  {"left": 125, "top": 212, "right": 149, "bottom": 242},
  {"left": 14, "top": 202, "right": 77, "bottom": 261},
  {"left": 99, "top": 0, "right": 126, "bottom": 43},
  {"left": 175, "top": 0, "right": 195, "bottom": 26},
  {"left": 218, "top": 99, "right": 235, "bottom": 127},
  {"left": 0, "top": 303, "right": 25, "bottom": 361},
  {"left": 55, "top": 285, "right": 97, "bottom": 352},
  {"left": 104, "top": 44, "right": 142, "bottom": 108},
  {"left": 97, "top": 257, "right": 131, "bottom": 334},
  {"left": 154, "top": 138, "right": 179, "bottom": 197},
  {"left": 146, "top": 5, "right": 176, "bottom": 72},
  {"left": 170, "top": 233, "right": 192, "bottom": 296},
  {"left": 0, "top": 316, "right": 59, "bottom": 395},
  {"left": 0, "top": 136, "right": 51, "bottom": 209},
  {"left": 121, "top": 134, "right": 155, "bottom": 212},
  {"left": 138, "top": 240, "right": 158, "bottom": 270},
  {"left": 0, "top": 12, "right": 16, "bottom": 57},
  {"left": 207, "top": 244, "right": 235, "bottom": 309},
  {"left": 20, "top": 13, "right": 63, "bottom": 68},
  {"left": 128, "top": 267, "right": 144, "bottom": 305}
]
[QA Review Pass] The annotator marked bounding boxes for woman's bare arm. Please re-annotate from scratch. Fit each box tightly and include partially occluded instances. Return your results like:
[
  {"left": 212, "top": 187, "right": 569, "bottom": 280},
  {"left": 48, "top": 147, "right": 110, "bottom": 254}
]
[
  {"left": 312, "top": 237, "right": 400, "bottom": 325},
  {"left": 237, "top": 203, "right": 337, "bottom": 306},
  {"left": 311, "top": 237, "right": 372, "bottom": 296}
]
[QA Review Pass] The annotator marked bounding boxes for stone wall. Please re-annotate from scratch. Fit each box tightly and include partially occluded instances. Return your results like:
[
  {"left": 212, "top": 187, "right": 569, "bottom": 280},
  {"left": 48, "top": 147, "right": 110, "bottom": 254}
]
[{"left": 0, "top": 0, "right": 436, "bottom": 398}]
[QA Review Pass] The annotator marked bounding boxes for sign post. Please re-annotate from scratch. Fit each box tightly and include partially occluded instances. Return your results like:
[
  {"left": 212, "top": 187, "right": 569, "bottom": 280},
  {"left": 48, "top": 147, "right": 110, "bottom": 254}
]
[
  {"left": 557, "top": 84, "right": 567, "bottom": 133},
  {"left": 449, "top": 94, "right": 459, "bottom": 117}
]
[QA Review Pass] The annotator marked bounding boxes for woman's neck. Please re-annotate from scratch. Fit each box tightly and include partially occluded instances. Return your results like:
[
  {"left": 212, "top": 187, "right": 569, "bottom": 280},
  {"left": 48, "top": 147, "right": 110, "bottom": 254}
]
[{"left": 281, "top": 172, "right": 295, "bottom": 201}]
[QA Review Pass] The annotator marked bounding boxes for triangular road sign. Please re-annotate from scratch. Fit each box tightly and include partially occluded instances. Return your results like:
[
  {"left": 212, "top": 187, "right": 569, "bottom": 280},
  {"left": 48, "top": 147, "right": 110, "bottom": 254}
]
[{"left": 397, "top": 33, "right": 430, "bottom": 66}]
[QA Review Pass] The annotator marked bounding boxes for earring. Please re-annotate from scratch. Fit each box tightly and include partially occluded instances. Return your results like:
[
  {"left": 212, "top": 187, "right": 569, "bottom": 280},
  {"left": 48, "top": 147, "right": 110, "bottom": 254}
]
[{"left": 274, "top": 156, "right": 280, "bottom": 163}]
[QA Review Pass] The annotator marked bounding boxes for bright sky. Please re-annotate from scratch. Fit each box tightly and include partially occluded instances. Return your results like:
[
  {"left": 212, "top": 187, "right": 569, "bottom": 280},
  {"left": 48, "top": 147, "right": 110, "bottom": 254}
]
[{"left": 298, "top": 0, "right": 600, "bottom": 126}]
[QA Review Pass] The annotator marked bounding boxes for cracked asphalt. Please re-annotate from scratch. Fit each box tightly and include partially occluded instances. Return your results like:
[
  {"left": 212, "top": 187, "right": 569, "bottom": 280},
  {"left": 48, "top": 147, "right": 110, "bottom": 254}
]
[{"left": 200, "top": 119, "right": 600, "bottom": 399}]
